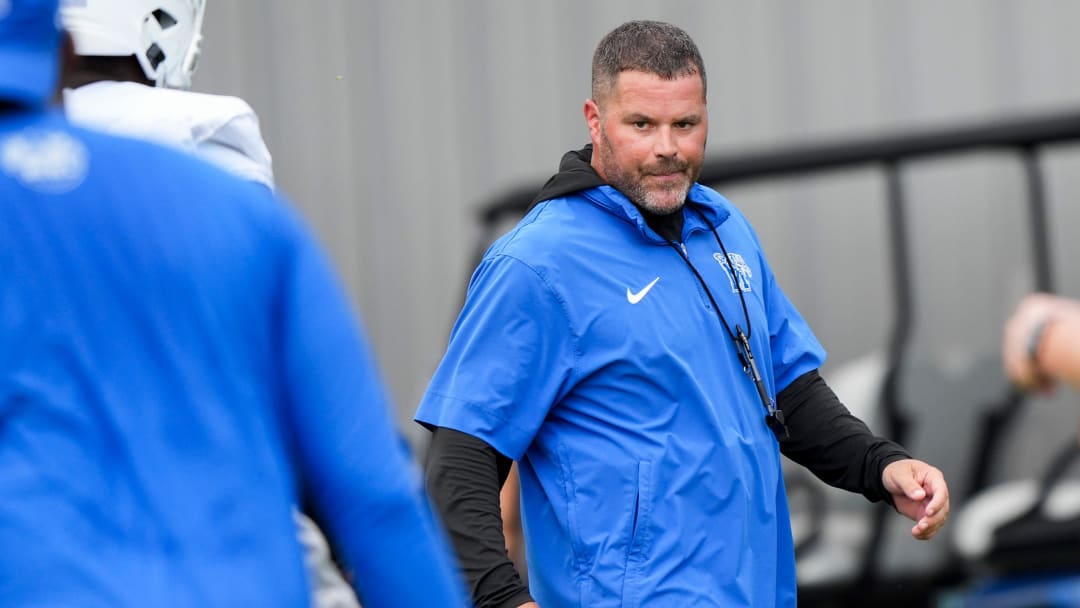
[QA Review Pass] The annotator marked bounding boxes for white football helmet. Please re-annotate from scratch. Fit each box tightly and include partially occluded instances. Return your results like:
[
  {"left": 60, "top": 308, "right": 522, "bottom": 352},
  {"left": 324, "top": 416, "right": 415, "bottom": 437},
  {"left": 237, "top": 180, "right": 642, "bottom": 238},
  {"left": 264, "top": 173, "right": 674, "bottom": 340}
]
[{"left": 61, "top": 0, "right": 207, "bottom": 89}]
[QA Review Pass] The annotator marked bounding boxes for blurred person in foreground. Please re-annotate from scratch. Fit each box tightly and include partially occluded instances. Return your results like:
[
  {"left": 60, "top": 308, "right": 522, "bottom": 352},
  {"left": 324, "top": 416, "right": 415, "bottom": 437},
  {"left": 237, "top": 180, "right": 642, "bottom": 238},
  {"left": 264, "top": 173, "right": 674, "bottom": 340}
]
[
  {"left": 0, "top": 0, "right": 467, "bottom": 605},
  {"left": 1003, "top": 293, "right": 1080, "bottom": 395},
  {"left": 58, "top": 2, "right": 357, "bottom": 605},
  {"left": 417, "top": 20, "right": 950, "bottom": 607}
]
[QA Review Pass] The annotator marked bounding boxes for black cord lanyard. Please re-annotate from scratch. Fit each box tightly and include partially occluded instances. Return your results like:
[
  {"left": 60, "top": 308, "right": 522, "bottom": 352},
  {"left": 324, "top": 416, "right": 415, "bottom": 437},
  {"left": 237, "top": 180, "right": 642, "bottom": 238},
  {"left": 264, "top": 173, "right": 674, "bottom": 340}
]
[{"left": 664, "top": 207, "right": 789, "bottom": 440}]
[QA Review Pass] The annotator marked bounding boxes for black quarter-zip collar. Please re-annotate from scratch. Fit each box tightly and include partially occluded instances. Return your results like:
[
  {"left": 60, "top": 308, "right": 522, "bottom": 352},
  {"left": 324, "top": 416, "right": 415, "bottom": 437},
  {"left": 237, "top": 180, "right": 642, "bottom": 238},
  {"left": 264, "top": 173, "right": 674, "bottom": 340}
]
[{"left": 531, "top": 145, "right": 607, "bottom": 208}]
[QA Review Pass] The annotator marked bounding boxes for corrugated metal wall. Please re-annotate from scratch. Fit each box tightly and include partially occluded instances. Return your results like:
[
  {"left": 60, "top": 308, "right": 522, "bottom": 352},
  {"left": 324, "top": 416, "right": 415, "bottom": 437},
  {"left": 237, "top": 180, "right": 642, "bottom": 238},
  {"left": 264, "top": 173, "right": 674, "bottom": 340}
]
[{"left": 193, "top": 0, "right": 1080, "bottom": 440}]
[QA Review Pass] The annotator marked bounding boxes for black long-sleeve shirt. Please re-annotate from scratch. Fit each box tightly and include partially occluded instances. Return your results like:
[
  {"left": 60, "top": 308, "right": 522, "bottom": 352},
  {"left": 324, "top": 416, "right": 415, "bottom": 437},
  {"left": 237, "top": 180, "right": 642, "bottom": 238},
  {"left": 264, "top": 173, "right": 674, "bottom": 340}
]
[{"left": 424, "top": 369, "right": 912, "bottom": 608}]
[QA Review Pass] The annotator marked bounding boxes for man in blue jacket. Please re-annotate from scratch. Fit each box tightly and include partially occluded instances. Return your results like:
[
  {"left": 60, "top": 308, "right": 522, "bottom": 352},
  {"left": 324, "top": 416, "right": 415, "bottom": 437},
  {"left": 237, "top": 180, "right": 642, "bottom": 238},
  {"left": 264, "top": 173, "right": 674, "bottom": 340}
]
[
  {"left": 418, "top": 20, "right": 949, "bottom": 607},
  {"left": 0, "top": 1, "right": 466, "bottom": 606}
]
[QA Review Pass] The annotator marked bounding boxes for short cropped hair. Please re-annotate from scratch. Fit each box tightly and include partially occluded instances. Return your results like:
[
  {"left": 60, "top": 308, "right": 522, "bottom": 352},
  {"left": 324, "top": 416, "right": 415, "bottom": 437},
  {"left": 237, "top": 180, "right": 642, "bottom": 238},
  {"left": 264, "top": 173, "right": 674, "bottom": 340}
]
[{"left": 591, "top": 20, "right": 707, "bottom": 105}]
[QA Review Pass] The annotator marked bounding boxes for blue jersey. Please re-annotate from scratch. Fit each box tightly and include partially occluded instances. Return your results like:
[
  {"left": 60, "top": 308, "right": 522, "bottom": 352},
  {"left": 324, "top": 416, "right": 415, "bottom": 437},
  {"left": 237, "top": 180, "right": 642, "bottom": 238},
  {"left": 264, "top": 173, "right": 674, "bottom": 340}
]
[
  {"left": 417, "top": 183, "right": 826, "bottom": 607},
  {"left": 0, "top": 110, "right": 465, "bottom": 607}
]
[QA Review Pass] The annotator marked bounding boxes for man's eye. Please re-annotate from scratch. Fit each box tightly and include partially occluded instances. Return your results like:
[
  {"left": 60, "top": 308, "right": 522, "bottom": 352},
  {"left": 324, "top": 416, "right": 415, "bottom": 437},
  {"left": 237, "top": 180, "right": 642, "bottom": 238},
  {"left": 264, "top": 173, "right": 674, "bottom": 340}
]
[{"left": 633, "top": 122, "right": 649, "bottom": 129}]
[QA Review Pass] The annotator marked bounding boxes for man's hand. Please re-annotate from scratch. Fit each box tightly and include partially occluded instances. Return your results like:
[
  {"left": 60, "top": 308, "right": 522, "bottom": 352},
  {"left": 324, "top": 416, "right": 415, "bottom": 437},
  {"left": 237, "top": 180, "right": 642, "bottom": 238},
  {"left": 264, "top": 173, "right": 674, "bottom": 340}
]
[
  {"left": 518, "top": 603, "right": 540, "bottom": 607},
  {"left": 881, "top": 458, "right": 949, "bottom": 540},
  {"left": 1003, "top": 293, "right": 1080, "bottom": 391}
]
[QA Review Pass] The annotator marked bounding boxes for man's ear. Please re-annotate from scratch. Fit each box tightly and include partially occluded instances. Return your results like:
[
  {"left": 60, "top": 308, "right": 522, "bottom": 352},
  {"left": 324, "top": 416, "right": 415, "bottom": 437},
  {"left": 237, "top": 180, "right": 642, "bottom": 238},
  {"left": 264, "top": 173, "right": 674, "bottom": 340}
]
[{"left": 584, "top": 99, "right": 601, "bottom": 144}]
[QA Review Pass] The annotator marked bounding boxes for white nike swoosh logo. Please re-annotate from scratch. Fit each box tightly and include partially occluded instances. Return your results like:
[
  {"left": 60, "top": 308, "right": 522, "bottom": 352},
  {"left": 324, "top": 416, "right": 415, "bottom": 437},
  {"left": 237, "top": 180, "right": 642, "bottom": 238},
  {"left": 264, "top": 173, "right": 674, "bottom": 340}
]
[{"left": 627, "top": 277, "right": 660, "bottom": 304}]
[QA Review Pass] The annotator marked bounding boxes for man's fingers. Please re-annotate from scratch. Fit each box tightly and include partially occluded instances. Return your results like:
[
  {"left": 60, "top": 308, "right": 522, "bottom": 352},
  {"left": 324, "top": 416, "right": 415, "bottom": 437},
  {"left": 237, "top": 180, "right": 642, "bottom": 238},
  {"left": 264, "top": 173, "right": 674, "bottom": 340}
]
[
  {"left": 924, "top": 476, "right": 948, "bottom": 515},
  {"left": 889, "top": 464, "right": 927, "bottom": 501},
  {"left": 911, "top": 476, "right": 949, "bottom": 540}
]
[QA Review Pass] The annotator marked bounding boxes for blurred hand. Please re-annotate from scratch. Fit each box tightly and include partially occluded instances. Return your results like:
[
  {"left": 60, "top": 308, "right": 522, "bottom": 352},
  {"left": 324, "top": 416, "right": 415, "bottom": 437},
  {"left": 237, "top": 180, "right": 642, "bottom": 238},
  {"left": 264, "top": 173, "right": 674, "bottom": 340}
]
[
  {"left": 1002, "top": 293, "right": 1080, "bottom": 391},
  {"left": 518, "top": 603, "right": 540, "bottom": 608},
  {"left": 882, "top": 458, "right": 949, "bottom": 540}
]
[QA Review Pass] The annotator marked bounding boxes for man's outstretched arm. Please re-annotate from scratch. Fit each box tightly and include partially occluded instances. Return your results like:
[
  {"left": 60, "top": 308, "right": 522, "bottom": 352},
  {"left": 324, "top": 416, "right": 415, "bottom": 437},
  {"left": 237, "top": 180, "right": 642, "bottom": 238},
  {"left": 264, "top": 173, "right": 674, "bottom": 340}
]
[
  {"left": 778, "top": 369, "right": 949, "bottom": 539},
  {"left": 275, "top": 212, "right": 468, "bottom": 606}
]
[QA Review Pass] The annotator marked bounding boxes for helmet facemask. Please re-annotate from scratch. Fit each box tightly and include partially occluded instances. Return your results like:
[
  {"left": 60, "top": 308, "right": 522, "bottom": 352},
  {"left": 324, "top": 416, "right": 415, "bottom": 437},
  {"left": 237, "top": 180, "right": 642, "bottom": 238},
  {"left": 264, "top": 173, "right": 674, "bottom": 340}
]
[{"left": 62, "top": 0, "right": 207, "bottom": 89}]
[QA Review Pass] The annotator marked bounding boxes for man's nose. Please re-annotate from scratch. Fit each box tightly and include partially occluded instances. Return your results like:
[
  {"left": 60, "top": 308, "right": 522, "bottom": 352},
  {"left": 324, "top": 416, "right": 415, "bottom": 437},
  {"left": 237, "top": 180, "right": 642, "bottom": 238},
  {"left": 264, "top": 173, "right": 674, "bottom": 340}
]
[{"left": 654, "top": 127, "right": 678, "bottom": 158}]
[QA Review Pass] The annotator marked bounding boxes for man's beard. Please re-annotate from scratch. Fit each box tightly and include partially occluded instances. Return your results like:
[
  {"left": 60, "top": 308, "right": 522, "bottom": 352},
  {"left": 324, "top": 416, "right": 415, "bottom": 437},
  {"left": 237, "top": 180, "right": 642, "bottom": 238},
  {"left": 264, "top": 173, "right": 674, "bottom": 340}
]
[{"left": 597, "top": 132, "right": 695, "bottom": 216}]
